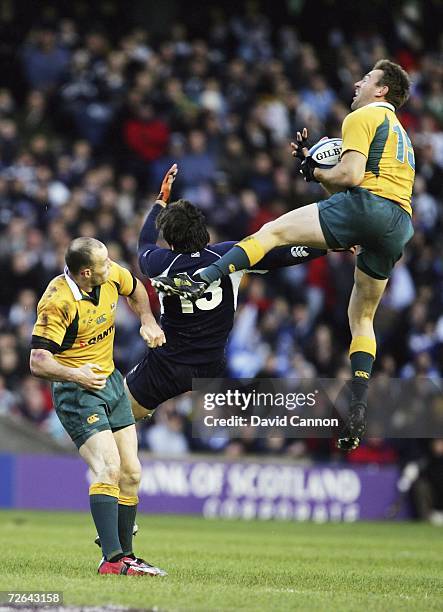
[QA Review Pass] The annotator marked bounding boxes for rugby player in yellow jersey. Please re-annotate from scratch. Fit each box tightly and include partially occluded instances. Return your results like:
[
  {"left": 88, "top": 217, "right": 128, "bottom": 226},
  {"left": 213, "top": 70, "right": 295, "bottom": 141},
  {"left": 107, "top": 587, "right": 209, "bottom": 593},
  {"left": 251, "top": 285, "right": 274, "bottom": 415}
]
[
  {"left": 152, "top": 59, "right": 415, "bottom": 451},
  {"left": 30, "top": 238, "right": 168, "bottom": 576}
]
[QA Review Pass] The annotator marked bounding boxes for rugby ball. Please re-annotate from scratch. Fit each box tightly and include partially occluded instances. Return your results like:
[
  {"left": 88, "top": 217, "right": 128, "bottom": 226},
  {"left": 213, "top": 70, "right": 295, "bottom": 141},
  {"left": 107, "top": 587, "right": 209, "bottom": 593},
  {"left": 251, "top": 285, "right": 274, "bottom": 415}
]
[{"left": 308, "top": 137, "right": 342, "bottom": 168}]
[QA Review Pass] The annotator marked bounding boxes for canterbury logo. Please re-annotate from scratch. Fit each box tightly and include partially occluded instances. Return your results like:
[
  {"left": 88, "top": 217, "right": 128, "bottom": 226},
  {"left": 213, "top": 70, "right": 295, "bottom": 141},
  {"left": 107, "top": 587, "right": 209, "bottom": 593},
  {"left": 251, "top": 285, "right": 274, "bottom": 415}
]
[
  {"left": 355, "top": 370, "right": 370, "bottom": 379},
  {"left": 291, "top": 246, "right": 309, "bottom": 258},
  {"left": 229, "top": 264, "right": 236, "bottom": 273},
  {"left": 87, "top": 414, "right": 100, "bottom": 424}
]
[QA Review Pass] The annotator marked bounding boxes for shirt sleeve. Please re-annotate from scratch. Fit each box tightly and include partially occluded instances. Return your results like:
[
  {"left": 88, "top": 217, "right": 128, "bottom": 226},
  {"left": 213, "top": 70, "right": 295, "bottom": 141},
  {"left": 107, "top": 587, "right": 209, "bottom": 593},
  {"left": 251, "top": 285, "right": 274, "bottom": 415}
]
[
  {"left": 137, "top": 203, "right": 181, "bottom": 278},
  {"left": 110, "top": 262, "right": 137, "bottom": 296},
  {"left": 341, "top": 108, "right": 376, "bottom": 158},
  {"left": 210, "top": 242, "right": 326, "bottom": 272},
  {"left": 138, "top": 203, "right": 163, "bottom": 253},
  {"left": 31, "top": 297, "right": 73, "bottom": 351},
  {"left": 250, "top": 246, "right": 327, "bottom": 272}
]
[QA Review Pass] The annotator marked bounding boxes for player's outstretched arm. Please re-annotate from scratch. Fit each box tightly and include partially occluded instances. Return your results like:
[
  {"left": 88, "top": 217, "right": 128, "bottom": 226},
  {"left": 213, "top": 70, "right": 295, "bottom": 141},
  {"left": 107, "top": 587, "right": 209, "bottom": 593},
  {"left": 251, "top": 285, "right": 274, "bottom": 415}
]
[
  {"left": 137, "top": 163, "right": 179, "bottom": 271},
  {"left": 138, "top": 164, "right": 178, "bottom": 251},
  {"left": 126, "top": 278, "right": 166, "bottom": 349},
  {"left": 137, "top": 203, "right": 164, "bottom": 254},
  {"left": 251, "top": 245, "right": 327, "bottom": 272},
  {"left": 212, "top": 241, "right": 352, "bottom": 274}
]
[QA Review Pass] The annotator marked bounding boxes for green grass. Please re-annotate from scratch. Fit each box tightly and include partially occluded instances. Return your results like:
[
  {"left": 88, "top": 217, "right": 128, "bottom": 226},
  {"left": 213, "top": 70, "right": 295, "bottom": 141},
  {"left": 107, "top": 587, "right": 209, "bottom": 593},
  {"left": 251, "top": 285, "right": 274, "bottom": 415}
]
[{"left": 1, "top": 511, "right": 442, "bottom": 611}]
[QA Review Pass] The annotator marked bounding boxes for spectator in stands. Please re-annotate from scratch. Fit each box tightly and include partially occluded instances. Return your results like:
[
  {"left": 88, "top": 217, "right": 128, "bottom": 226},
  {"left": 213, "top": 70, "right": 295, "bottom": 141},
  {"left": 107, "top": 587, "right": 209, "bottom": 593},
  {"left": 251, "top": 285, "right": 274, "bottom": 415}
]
[
  {"left": 22, "top": 24, "right": 70, "bottom": 91},
  {"left": 0, "top": 374, "right": 18, "bottom": 416}
]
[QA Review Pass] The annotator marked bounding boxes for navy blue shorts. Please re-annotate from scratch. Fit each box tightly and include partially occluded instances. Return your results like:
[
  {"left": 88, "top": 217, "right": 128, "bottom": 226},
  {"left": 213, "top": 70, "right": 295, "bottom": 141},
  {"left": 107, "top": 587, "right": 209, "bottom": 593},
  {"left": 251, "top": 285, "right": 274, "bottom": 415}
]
[{"left": 125, "top": 349, "right": 226, "bottom": 410}]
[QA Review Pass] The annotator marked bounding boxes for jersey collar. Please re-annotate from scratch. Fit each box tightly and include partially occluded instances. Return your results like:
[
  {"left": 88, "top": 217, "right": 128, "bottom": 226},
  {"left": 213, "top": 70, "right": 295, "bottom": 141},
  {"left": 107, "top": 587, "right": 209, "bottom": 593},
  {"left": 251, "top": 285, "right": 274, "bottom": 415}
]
[
  {"left": 365, "top": 101, "right": 396, "bottom": 112},
  {"left": 64, "top": 266, "right": 83, "bottom": 301},
  {"left": 64, "top": 266, "right": 102, "bottom": 305}
]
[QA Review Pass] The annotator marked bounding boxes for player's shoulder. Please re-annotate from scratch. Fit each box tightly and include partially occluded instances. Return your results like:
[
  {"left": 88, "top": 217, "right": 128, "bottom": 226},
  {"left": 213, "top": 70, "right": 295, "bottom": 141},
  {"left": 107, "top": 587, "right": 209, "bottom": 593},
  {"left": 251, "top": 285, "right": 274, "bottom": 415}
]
[
  {"left": 38, "top": 275, "right": 76, "bottom": 314},
  {"left": 40, "top": 275, "right": 70, "bottom": 301},
  {"left": 109, "top": 260, "right": 135, "bottom": 283},
  {"left": 347, "top": 103, "right": 394, "bottom": 123},
  {"left": 106, "top": 260, "right": 136, "bottom": 297},
  {"left": 108, "top": 260, "right": 125, "bottom": 280}
]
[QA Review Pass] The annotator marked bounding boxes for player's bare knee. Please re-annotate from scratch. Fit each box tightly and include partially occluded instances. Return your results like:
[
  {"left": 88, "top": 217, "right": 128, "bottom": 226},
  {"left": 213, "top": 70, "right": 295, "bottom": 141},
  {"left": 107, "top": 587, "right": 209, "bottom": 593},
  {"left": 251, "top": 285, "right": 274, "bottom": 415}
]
[
  {"left": 99, "top": 462, "right": 121, "bottom": 485},
  {"left": 257, "top": 221, "right": 285, "bottom": 249},
  {"left": 352, "top": 282, "right": 372, "bottom": 304},
  {"left": 126, "top": 469, "right": 141, "bottom": 489},
  {"left": 120, "top": 462, "right": 141, "bottom": 488}
]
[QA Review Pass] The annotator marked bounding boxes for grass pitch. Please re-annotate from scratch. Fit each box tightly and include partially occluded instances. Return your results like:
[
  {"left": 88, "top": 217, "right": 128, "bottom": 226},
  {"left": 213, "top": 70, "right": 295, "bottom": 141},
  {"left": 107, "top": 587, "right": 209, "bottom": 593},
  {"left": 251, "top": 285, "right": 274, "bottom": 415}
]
[{"left": 1, "top": 510, "right": 442, "bottom": 611}]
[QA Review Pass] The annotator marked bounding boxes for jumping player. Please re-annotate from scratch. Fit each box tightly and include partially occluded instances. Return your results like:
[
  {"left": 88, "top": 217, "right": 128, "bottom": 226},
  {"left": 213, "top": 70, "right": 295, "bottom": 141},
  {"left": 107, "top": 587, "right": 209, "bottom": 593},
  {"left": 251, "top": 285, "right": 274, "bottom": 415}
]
[{"left": 152, "top": 60, "right": 415, "bottom": 451}]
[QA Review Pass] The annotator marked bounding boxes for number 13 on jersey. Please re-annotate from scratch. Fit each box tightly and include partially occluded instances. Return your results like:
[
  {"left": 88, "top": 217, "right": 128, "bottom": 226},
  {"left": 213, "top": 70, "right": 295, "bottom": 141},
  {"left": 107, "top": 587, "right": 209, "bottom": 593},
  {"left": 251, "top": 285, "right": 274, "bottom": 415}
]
[{"left": 179, "top": 277, "right": 223, "bottom": 313}]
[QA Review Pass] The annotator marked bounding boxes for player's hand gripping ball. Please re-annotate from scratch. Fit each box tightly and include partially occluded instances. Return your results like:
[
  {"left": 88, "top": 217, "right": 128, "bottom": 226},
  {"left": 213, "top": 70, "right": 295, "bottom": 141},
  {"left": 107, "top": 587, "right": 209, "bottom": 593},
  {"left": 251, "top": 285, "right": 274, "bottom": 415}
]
[{"left": 291, "top": 130, "right": 342, "bottom": 182}]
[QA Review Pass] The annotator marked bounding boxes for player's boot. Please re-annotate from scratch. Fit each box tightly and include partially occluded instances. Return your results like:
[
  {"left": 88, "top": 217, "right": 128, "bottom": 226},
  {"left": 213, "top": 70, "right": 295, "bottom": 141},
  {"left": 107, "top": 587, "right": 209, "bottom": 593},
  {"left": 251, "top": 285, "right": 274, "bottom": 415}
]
[
  {"left": 95, "top": 523, "right": 138, "bottom": 548},
  {"left": 127, "top": 555, "right": 168, "bottom": 576},
  {"left": 336, "top": 401, "right": 367, "bottom": 451},
  {"left": 98, "top": 555, "right": 155, "bottom": 576},
  {"left": 151, "top": 272, "right": 208, "bottom": 300}
]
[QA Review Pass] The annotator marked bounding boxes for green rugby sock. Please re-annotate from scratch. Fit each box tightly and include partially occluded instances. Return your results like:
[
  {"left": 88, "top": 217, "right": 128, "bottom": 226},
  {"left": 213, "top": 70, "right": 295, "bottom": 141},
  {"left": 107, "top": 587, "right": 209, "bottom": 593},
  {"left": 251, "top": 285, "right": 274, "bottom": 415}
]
[
  {"left": 199, "top": 238, "right": 265, "bottom": 284},
  {"left": 89, "top": 483, "right": 122, "bottom": 561},
  {"left": 118, "top": 495, "right": 138, "bottom": 556}
]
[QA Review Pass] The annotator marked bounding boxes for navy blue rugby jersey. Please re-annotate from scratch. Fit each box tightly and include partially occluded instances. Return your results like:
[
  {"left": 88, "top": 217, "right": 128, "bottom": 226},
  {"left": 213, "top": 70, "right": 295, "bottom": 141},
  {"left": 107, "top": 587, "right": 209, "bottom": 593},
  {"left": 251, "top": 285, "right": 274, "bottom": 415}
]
[
  {"left": 138, "top": 203, "right": 326, "bottom": 365},
  {"left": 140, "top": 240, "right": 252, "bottom": 364}
]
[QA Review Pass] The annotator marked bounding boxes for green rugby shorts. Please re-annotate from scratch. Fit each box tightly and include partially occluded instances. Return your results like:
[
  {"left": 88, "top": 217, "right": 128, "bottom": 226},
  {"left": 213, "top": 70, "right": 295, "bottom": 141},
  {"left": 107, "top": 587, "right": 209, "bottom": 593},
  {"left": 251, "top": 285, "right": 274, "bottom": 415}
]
[
  {"left": 51, "top": 368, "right": 134, "bottom": 449},
  {"left": 317, "top": 187, "right": 414, "bottom": 279}
]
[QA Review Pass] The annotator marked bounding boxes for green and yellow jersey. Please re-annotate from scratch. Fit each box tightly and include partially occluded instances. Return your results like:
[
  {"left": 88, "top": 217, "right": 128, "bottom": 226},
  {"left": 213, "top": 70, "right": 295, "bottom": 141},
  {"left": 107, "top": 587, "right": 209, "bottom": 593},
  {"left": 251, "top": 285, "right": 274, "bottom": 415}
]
[
  {"left": 31, "top": 262, "right": 136, "bottom": 377},
  {"left": 341, "top": 102, "right": 415, "bottom": 215}
]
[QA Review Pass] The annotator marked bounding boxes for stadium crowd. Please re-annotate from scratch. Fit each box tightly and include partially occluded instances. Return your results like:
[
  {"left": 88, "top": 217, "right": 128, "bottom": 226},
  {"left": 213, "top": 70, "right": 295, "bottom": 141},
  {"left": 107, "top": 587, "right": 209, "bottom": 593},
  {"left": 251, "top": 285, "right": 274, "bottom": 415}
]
[{"left": 0, "top": 2, "right": 442, "bottom": 500}]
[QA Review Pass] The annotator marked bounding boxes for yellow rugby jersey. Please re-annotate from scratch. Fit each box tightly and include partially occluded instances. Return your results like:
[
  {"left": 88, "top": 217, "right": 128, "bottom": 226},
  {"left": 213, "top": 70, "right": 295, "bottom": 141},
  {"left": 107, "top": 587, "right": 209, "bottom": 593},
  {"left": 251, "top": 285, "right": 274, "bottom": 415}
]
[
  {"left": 341, "top": 102, "right": 415, "bottom": 214},
  {"left": 31, "top": 262, "right": 136, "bottom": 377}
]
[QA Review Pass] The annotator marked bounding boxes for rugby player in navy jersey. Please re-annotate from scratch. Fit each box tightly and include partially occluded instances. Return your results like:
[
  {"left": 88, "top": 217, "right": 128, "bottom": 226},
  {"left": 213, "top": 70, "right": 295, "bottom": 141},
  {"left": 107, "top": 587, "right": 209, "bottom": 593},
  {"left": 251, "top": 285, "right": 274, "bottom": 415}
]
[{"left": 124, "top": 164, "right": 329, "bottom": 421}]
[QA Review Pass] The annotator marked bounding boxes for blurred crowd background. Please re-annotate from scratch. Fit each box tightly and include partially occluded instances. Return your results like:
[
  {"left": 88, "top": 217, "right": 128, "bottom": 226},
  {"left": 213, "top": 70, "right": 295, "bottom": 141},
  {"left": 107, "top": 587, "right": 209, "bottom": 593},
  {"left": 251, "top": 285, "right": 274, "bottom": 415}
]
[{"left": 1, "top": 0, "right": 443, "bottom": 518}]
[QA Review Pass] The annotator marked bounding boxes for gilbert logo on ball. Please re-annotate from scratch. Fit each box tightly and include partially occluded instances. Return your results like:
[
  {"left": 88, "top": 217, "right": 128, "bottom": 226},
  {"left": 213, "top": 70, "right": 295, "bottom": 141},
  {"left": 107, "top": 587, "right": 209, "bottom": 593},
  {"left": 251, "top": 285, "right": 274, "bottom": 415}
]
[{"left": 308, "top": 137, "right": 342, "bottom": 168}]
